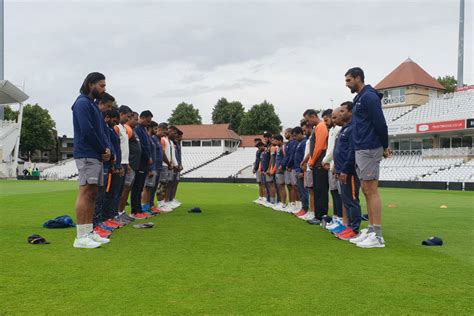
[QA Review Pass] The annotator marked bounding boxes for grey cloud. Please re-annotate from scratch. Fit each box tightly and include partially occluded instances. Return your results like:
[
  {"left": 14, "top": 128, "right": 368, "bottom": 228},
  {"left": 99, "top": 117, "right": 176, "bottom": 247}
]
[
  {"left": 156, "top": 77, "right": 269, "bottom": 97},
  {"left": 5, "top": 0, "right": 471, "bottom": 135}
]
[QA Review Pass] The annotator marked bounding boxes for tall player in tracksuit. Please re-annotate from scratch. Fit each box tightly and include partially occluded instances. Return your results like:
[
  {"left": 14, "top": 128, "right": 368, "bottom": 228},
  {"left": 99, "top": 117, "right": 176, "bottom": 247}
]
[{"left": 345, "top": 67, "right": 390, "bottom": 248}]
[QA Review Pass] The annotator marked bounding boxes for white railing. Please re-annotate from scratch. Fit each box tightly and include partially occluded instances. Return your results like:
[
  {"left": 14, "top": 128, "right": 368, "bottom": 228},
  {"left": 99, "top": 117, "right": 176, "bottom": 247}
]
[
  {"left": 422, "top": 147, "right": 473, "bottom": 157},
  {"left": 382, "top": 95, "right": 406, "bottom": 105},
  {"left": 391, "top": 150, "right": 422, "bottom": 156}
]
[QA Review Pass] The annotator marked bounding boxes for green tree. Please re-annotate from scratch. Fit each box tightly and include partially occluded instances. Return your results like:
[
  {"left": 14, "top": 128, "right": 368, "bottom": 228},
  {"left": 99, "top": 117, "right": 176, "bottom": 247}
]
[
  {"left": 437, "top": 75, "right": 457, "bottom": 93},
  {"left": 238, "top": 100, "right": 281, "bottom": 135},
  {"left": 3, "top": 105, "right": 19, "bottom": 121},
  {"left": 168, "top": 102, "right": 202, "bottom": 125},
  {"left": 211, "top": 98, "right": 245, "bottom": 131},
  {"left": 19, "top": 104, "right": 57, "bottom": 160}
]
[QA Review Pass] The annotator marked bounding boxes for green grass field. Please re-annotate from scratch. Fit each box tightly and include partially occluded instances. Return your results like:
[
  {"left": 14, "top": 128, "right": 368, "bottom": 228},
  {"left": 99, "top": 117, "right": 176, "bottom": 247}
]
[{"left": 0, "top": 180, "right": 473, "bottom": 315}]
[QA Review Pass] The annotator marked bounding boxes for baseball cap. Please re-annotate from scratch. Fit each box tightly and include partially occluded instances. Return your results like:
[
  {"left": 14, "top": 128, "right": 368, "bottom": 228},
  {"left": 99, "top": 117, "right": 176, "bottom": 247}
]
[
  {"left": 189, "top": 207, "right": 202, "bottom": 213},
  {"left": 27, "top": 234, "right": 50, "bottom": 244},
  {"left": 422, "top": 236, "right": 443, "bottom": 246}
]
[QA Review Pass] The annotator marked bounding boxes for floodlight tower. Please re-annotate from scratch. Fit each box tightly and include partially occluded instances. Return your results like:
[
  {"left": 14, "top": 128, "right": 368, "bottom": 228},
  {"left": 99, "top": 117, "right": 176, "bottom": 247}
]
[
  {"left": 0, "top": 0, "right": 3, "bottom": 81},
  {"left": 0, "top": 0, "right": 4, "bottom": 120},
  {"left": 457, "top": 0, "right": 465, "bottom": 88}
]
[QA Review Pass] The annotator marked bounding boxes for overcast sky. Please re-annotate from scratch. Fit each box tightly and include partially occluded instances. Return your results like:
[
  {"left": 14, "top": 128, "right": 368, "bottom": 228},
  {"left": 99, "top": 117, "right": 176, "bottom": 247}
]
[{"left": 6, "top": 0, "right": 473, "bottom": 136}]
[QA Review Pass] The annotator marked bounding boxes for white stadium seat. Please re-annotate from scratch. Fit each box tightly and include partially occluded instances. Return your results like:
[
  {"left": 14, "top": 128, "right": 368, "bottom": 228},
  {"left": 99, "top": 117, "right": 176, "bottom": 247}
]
[
  {"left": 41, "top": 159, "right": 78, "bottom": 180},
  {"left": 388, "top": 89, "right": 474, "bottom": 124},
  {"left": 184, "top": 148, "right": 257, "bottom": 178}
]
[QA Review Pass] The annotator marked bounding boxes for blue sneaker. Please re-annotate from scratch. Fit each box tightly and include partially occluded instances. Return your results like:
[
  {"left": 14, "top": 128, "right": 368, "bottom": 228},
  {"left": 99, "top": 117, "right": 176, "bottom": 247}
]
[
  {"left": 100, "top": 224, "right": 115, "bottom": 231},
  {"left": 142, "top": 209, "right": 156, "bottom": 216},
  {"left": 330, "top": 223, "right": 347, "bottom": 234}
]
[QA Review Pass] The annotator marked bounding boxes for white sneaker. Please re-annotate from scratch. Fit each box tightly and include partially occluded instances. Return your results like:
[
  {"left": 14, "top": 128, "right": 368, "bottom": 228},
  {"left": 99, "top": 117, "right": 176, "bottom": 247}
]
[
  {"left": 350, "top": 229, "right": 369, "bottom": 244},
  {"left": 291, "top": 206, "right": 301, "bottom": 214},
  {"left": 73, "top": 236, "right": 102, "bottom": 249},
  {"left": 89, "top": 233, "right": 110, "bottom": 244},
  {"left": 277, "top": 204, "right": 288, "bottom": 212},
  {"left": 356, "top": 232, "right": 385, "bottom": 248},
  {"left": 174, "top": 199, "right": 182, "bottom": 206},
  {"left": 169, "top": 200, "right": 179, "bottom": 208},
  {"left": 273, "top": 202, "right": 284, "bottom": 211},
  {"left": 253, "top": 198, "right": 260, "bottom": 204},
  {"left": 160, "top": 204, "right": 173, "bottom": 212},
  {"left": 283, "top": 203, "right": 292, "bottom": 212},
  {"left": 326, "top": 219, "right": 341, "bottom": 230},
  {"left": 267, "top": 202, "right": 276, "bottom": 208},
  {"left": 301, "top": 211, "right": 314, "bottom": 220}
]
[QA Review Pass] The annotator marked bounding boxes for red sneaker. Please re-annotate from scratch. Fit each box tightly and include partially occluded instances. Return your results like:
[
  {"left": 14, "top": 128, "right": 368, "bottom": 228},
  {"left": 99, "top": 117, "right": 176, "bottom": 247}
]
[
  {"left": 132, "top": 212, "right": 150, "bottom": 219},
  {"left": 94, "top": 226, "right": 112, "bottom": 238},
  {"left": 103, "top": 220, "right": 121, "bottom": 228},
  {"left": 340, "top": 230, "right": 358, "bottom": 240},
  {"left": 150, "top": 207, "right": 161, "bottom": 214},
  {"left": 294, "top": 209, "right": 306, "bottom": 217},
  {"left": 109, "top": 219, "right": 126, "bottom": 227},
  {"left": 336, "top": 228, "right": 354, "bottom": 239}
]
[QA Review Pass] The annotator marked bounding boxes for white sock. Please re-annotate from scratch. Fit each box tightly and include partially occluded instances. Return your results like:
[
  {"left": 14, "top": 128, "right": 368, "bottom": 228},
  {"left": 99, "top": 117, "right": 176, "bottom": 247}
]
[
  {"left": 85, "top": 223, "right": 93, "bottom": 235},
  {"left": 76, "top": 224, "right": 92, "bottom": 239}
]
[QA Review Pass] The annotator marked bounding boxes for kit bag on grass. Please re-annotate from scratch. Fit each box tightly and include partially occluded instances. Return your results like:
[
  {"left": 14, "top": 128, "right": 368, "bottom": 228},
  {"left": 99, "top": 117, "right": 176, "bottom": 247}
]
[{"left": 43, "top": 215, "right": 75, "bottom": 228}]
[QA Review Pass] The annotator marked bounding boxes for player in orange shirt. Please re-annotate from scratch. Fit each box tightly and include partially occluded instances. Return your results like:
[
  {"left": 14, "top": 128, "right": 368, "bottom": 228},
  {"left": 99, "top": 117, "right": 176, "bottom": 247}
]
[{"left": 303, "top": 109, "right": 329, "bottom": 224}]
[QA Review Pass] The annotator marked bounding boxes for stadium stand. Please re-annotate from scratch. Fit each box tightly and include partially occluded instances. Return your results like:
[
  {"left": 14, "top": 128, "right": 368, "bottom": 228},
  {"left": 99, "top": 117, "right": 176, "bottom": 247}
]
[
  {"left": 382, "top": 106, "right": 414, "bottom": 122},
  {"left": 379, "top": 154, "right": 464, "bottom": 181},
  {"left": 41, "top": 159, "right": 78, "bottom": 180},
  {"left": 0, "top": 81, "right": 29, "bottom": 178},
  {"left": 39, "top": 147, "right": 226, "bottom": 180},
  {"left": 390, "top": 89, "right": 474, "bottom": 124},
  {"left": 0, "top": 120, "right": 17, "bottom": 139},
  {"left": 181, "top": 147, "right": 224, "bottom": 173},
  {"left": 421, "top": 159, "right": 474, "bottom": 182},
  {"left": 0, "top": 120, "right": 21, "bottom": 177},
  {"left": 184, "top": 148, "right": 256, "bottom": 178},
  {"left": 0, "top": 120, "right": 18, "bottom": 157},
  {"left": 181, "top": 147, "right": 473, "bottom": 183}
]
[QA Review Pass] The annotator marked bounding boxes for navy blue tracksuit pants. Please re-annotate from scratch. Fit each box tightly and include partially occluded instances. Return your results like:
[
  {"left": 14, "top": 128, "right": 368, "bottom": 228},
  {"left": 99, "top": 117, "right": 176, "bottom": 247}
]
[{"left": 340, "top": 174, "right": 362, "bottom": 232}]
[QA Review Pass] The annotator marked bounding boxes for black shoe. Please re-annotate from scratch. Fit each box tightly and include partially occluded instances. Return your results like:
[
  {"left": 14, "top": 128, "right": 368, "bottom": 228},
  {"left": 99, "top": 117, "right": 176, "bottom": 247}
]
[
  {"left": 307, "top": 218, "right": 321, "bottom": 225},
  {"left": 120, "top": 212, "right": 136, "bottom": 221}
]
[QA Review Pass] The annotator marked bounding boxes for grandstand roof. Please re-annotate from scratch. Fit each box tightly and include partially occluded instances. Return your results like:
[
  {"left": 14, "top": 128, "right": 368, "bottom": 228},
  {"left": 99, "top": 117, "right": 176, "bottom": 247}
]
[
  {"left": 0, "top": 80, "right": 29, "bottom": 104},
  {"left": 240, "top": 135, "right": 263, "bottom": 147},
  {"left": 375, "top": 58, "right": 445, "bottom": 91},
  {"left": 176, "top": 123, "right": 241, "bottom": 140}
]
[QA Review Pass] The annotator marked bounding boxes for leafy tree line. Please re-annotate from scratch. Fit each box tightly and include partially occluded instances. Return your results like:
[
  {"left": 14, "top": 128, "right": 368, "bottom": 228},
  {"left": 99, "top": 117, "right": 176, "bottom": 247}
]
[
  {"left": 436, "top": 75, "right": 457, "bottom": 93},
  {"left": 168, "top": 98, "right": 281, "bottom": 135},
  {"left": 4, "top": 104, "right": 56, "bottom": 160}
]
